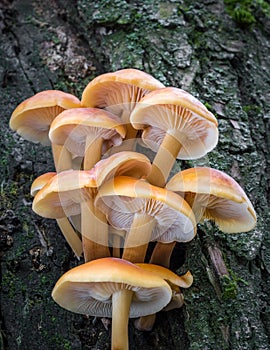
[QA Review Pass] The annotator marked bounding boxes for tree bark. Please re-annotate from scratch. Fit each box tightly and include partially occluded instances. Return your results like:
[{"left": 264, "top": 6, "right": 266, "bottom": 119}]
[{"left": 1, "top": 0, "right": 269, "bottom": 349}]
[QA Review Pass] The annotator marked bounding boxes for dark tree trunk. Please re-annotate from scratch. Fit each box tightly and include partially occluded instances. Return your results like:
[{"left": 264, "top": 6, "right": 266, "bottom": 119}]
[{"left": 1, "top": 1, "right": 269, "bottom": 349}]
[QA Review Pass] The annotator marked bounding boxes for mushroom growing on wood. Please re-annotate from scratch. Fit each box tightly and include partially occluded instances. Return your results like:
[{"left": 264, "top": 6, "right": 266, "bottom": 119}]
[
  {"left": 52, "top": 257, "right": 172, "bottom": 350},
  {"left": 81, "top": 68, "right": 165, "bottom": 146},
  {"left": 31, "top": 172, "right": 83, "bottom": 259},
  {"left": 95, "top": 176, "right": 196, "bottom": 263},
  {"left": 49, "top": 107, "right": 126, "bottom": 170},
  {"left": 130, "top": 87, "right": 219, "bottom": 187},
  {"left": 150, "top": 166, "right": 257, "bottom": 269},
  {"left": 9, "top": 90, "right": 81, "bottom": 171}
]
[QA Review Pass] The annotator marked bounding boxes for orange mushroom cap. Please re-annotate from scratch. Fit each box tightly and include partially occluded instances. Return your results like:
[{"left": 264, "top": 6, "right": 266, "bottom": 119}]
[
  {"left": 166, "top": 167, "right": 257, "bottom": 233},
  {"left": 10, "top": 90, "right": 81, "bottom": 145}
]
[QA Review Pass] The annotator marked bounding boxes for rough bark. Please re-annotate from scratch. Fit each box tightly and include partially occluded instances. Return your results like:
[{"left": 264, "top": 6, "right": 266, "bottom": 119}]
[{"left": 0, "top": 0, "right": 269, "bottom": 349}]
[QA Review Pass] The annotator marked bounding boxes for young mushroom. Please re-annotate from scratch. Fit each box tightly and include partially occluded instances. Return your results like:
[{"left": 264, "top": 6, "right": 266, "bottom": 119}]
[
  {"left": 49, "top": 107, "right": 126, "bottom": 170},
  {"left": 9, "top": 90, "right": 81, "bottom": 172},
  {"left": 30, "top": 172, "right": 83, "bottom": 259},
  {"left": 81, "top": 68, "right": 165, "bottom": 146},
  {"left": 95, "top": 176, "right": 196, "bottom": 263},
  {"left": 52, "top": 257, "right": 172, "bottom": 350},
  {"left": 130, "top": 87, "right": 219, "bottom": 187}
]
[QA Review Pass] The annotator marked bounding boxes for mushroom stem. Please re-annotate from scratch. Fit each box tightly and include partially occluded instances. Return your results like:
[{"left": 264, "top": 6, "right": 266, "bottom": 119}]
[
  {"left": 81, "top": 199, "right": 110, "bottom": 262},
  {"left": 122, "top": 214, "right": 156, "bottom": 263},
  {"left": 56, "top": 218, "right": 83, "bottom": 259},
  {"left": 83, "top": 135, "right": 103, "bottom": 170},
  {"left": 149, "top": 241, "right": 176, "bottom": 268},
  {"left": 51, "top": 143, "right": 73, "bottom": 172},
  {"left": 111, "top": 289, "right": 133, "bottom": 350},
  {"left": 146, "top": 132, "right": 182, "bottom": 187}
]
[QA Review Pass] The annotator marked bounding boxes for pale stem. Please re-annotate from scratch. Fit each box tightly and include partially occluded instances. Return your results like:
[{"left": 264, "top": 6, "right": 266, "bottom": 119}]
[
  {"left": 122, "top": 214, "right": 156, "bottom": 263},
  {"left": 133, "top": 314, "right": 156, "bottom": 332},
  {"left": 149, "top": 241, "right": 176, "bottom": 268},
  {"left": 51, "top": 143, "right": 73, "bottom": 172},
  {"left": 146, "top": 132, "right": 182, "bottom": 188},
  {"left": 56, "top": 217, "right": 83, "bottom": 259},
  {"left": 83, "top": 134, "right": 103, "bottom": 170},
  {"left": 81, "top": 199, "right": 110, "bottom": 262},
  {"left": 111, "top": 289, "right": 133, "bottom": 350}
]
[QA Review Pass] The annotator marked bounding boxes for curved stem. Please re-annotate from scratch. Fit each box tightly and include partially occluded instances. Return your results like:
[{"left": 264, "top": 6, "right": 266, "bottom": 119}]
[
  {"left": 56, "top": 218, "right": 82, "bottom": 259},
  {"left": 146, "top": 132, "right": 182, "bottom": 188},
  {"left": 122, "top": 214, "right": 156, "bottom": 263},
  {"left": 149, "top": 241, "right": 176, "bottom": 268},
  {"left": 111, "top": 289, "right": 133, "bottom": 350},
  {"left": 83, "top": 135, "right": 103, "bottom": 170},
  {"left": 51, "top": 143, "right": 73, "bottom": 172}
]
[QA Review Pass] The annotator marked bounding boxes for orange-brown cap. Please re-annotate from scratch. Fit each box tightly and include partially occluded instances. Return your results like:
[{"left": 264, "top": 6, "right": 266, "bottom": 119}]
[
  {"left": 166, "top": 167, "right": 257, "bottom": 233},
  {"left": 32, "top": 169, "right": 97, "bottom": 219},
  {"left": 130, "top": 87, "right": 219, "bottom": 160},
  {"left": 95, "top": 176, "right": 197, "bottom": 244},
  {"left": 52, "top": 257, "right": 172, "bottom": 318},
  {"left": 89, "top": 151, "right": 152, "bottom": 186},
  {"left": 49, "top": 108, "right": 126, "bottom": 157},
  {"left": 10, "top": 90, "right": 81, "bottom": 145},
  {"left": 81, "top": 68, "right": 164, "bottom": 124},
  {"left": 30, "top": 172, "right": 56, "bottom": 197}
]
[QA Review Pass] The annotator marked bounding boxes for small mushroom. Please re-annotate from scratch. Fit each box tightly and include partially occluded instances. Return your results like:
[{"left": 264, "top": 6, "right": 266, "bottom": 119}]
[
  {"left": 130, "top": 87, "right": 219, "bottom": 187},
  {"left": 81, "top": 68, "right": 165, "bottom": 144},
  {"left": 95, "top": 176, "right": 196, "bottom": 263},
  {"left": 49, "top": 107, "right": 126, "bottom": 170},
  {"left": 51, "top": 257, "right": 172, "bottom": 350},
  {"left": 150, "top": 167, "right": 257, "bottom": 268},
  {"left": 9, "top": 90, "right": 81, "bottom": 171},
  {"left": 166, "top": 167, "right": 257, "bottom": 232},
  {"left": 30, "top": 172, "right": 83, "bottom": 258}
]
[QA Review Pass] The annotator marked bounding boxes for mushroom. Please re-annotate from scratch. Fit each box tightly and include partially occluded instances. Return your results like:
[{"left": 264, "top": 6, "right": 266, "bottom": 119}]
[
  {"left": 130, "top": 87, "right": 219, "bottom": 187},
  {"left": 81, "top": 68, "right": 165, "bottom": 146},
  {"left": 166, "top": 167, "right": 257, "bottom": 232},
  {"left": 30, "top": 172, "right": 83, "bottom": 258},
  {"left": 31, "top": 169, "right": 110, "bottom": 261},
  {"left": 49, "top": 107, "right": 126, "bottom": 170},
  {"left": 51, "top": 257, "right": 172, "bottom": 350},
  {"left": 150, "top": 166, "right": 257, "bottom": 268},
  {"left": 95, "top": 176, "right": 196, "bottom": 263},
  {"left": 9, "top": 90, "right": 81, "bottom": 171}
]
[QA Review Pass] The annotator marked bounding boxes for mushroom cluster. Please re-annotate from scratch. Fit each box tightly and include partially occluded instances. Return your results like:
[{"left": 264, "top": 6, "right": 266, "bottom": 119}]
[{"left": 9, "top": 68, "right": 257, "bottom": 350}]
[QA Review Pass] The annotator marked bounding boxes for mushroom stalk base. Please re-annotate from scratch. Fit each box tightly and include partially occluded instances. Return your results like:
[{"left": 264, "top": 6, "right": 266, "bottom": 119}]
[{"left": 112, "top": 289, "right": 133, "bottom": 350}]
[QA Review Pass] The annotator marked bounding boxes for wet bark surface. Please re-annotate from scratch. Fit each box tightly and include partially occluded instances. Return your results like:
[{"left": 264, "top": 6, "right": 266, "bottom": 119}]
[{"left": 0, "top": 0, "right": 270, "bottom": 349}]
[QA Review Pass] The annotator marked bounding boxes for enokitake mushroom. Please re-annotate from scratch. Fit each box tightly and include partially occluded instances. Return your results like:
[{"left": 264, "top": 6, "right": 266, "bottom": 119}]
[
  {"left": 95, "top": 176, "right": 196, "bottom": 263},
  {"left": 130, "top": 87, "right": 219, "bottom": 187},
  {"left": 81, "top": 68, "right": 165, "bottom": 144},
  {"left": 52, "top": 257, "right": 172, "bottom": 350},
  {"left": 150, "top": 167, "right": 257, "bottom": 268},
  {"left": 31, "top": 172, "right": 83, "bottom": 258},
  {"left": 49, "top": 107, "right": 126, "bottom": 170},
  {"left": 9, "top": 90, "right": 81, "bottom": 172}
]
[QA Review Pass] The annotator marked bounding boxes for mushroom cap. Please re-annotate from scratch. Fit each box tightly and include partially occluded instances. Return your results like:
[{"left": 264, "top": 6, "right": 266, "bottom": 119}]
[
  {"left": 49, "top": 108, "right": 126, "bottom": 156},
  {"left": 90, "top": 151, "right": 152, "bottom": 186},
  {"left": 81, "top": 68, "right": 164, "bottom": 123},
  {"left": 30, "top": 172, "right": 56, "bottom": 197},
  {"left": 95, "top": 176, "right": 197, "bottom": 244},
  {"left": 136, "top": 264, "right": 193, "bottom": 289},
  {"left": 32, "top": 169, "right": 97, "bottom": 219},
  {"left": 166, "top": 167, "right": 257, "bottom": 233},
  {"left": 130, "top": 87, "right": 219, "bottom": 160},
  {"left": 52, "top": 257, "right": 172, "bottom": 318},
  {"left": 10, "top": 90, "right": 81, "bottom": 146}
]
